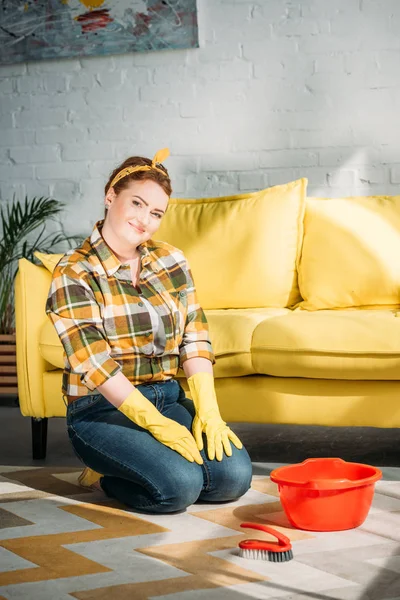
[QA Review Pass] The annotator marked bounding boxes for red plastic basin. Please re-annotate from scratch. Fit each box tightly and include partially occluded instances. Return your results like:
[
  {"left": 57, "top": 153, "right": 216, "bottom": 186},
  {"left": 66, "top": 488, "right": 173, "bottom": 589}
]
[{"left": 270, "top": 458, "right": 382, "bottom": 531}]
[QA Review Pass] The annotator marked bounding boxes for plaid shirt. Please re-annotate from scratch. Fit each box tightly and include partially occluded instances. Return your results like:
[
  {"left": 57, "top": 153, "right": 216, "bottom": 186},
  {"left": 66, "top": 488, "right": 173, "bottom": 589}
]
[{"left": 45, "top": 219, "right": 215, "bottom": 403}]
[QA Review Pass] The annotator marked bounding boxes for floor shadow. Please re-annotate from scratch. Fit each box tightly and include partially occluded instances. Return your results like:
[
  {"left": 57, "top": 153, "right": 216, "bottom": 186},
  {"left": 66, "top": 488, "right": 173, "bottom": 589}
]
[{"left": 359, "top": 545, "right": 400, "bottom": 600}]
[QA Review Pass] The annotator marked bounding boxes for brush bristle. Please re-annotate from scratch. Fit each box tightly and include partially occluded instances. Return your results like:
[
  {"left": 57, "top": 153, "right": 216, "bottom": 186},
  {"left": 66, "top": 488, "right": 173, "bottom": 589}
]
[{"left": 239, "top": 548, "right": 293, "bottom": 562}]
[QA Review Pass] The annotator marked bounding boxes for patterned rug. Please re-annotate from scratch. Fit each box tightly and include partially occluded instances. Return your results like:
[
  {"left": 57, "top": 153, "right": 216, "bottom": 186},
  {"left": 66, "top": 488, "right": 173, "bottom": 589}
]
[{"left": 0, "top": 466, "right": 399, "bottom": 600}]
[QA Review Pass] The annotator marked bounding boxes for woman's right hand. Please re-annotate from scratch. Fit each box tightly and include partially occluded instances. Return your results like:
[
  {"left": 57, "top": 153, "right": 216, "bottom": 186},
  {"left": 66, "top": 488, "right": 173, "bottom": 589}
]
[
  {"left": 147, "top": 416, "right": 203, "bottom": 465},
  {"left": 117, "top": 387, "right": 203, "bottom": 465}
]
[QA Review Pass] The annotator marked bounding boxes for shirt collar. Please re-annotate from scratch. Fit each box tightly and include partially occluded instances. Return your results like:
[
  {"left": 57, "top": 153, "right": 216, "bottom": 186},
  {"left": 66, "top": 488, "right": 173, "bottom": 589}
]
[{"left": 90, "top": 219, "right": 152, "bottom": 277}]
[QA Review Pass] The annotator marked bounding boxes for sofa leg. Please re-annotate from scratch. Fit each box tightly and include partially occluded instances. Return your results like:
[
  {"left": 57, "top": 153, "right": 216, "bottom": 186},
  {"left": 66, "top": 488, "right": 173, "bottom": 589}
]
[{"left": 31, "top": 417, "right": 48, "bottom": 460}]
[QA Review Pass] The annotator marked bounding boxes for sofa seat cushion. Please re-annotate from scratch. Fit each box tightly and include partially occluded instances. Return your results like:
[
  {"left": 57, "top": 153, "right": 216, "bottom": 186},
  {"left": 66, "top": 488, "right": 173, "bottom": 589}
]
[
  {"left": 39, "top": 318, "right": 65, "bottom": 369},
  {"left": 252, "top": 308, "right": 400, "bottom": 380},
  {"left": 205, "top": 308, "right": 290, "bottom": 377},
  {"left": 40, "top": 307, "right": 290, "bottom": 379}
]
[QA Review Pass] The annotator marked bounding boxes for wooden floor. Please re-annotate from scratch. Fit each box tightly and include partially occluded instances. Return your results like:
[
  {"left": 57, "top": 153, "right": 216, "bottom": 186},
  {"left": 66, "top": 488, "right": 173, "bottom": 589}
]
[{"left": 1, "top": 400, "right": 399, "bottom": 468}]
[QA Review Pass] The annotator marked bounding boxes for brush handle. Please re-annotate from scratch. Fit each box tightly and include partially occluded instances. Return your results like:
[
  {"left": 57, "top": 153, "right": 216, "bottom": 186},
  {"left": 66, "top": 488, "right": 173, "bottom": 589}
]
[{"left": 240, "top": 522, "right": 291, "bottom": 548}]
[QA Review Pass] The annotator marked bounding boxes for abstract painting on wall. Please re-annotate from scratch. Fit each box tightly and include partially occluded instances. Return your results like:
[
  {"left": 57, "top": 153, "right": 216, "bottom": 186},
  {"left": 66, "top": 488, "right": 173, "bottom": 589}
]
[{"left": 0, "top": 0, "right": 199, "bottom": 65}]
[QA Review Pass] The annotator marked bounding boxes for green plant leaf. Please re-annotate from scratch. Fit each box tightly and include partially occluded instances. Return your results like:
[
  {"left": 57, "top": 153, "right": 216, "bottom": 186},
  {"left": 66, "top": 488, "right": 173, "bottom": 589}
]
[{"left": 0, "top": 195, "right": 87, "bottom": 334}]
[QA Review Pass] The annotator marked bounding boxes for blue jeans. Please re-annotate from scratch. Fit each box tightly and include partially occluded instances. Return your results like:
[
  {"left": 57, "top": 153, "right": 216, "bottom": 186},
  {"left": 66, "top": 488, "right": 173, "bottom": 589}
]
[{"left": 66, "top": 379, "right": 253, "bottom": 514}]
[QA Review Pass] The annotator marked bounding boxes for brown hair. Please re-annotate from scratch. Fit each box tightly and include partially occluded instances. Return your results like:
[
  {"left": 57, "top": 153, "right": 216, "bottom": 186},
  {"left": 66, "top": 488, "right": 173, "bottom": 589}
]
[{"left": 104, "top": 156, "right": 172, "bottom": 218}]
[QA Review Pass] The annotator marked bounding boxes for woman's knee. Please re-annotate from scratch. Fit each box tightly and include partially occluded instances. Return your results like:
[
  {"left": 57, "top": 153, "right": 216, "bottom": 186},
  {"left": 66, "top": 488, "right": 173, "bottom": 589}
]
[
  {"left": 101, "top": 460, "right": 204, "bottom": 515},
  {"left": 202, "top": 447, "right": 253, "bottom": 502},
  {"left": 223, "top": 453, "right": 253, "bottom": 500},
  {"left": 155, "top": 463, "right": 204, "bottom": 513}
]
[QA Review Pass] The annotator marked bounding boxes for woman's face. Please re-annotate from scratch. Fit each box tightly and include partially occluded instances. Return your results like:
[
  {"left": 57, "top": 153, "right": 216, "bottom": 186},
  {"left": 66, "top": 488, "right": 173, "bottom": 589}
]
[{"left": 104, "top": 179, "right": 169, "bottom": 254}]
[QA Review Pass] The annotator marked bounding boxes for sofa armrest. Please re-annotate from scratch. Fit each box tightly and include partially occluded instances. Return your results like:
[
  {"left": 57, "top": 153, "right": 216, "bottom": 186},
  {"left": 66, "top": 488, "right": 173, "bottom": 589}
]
[{"left": 14, "top": 258, "right": 54, "bottom": 418}]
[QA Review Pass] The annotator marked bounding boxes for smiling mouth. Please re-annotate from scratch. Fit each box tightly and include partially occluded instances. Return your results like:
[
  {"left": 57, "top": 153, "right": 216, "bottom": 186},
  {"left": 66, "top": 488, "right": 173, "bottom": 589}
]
[{"left": 129, "top": 223, "right": 145, "bottom": 233}]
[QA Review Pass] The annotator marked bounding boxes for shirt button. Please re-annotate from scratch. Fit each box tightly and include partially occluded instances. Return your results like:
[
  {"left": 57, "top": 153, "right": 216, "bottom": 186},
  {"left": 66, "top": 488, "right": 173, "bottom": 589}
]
[
  {"left": 138, "top": 302, "right": 144, "bottom": 307},
  {"left": 179, "top": 291, "right": 186, "bottom": 297}
]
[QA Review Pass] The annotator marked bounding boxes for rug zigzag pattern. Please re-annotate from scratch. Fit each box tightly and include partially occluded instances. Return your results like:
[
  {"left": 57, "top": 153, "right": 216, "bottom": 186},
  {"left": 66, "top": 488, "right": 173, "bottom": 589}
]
[{"left": 0, "top": 466, "right": 399, "bottom": 599}]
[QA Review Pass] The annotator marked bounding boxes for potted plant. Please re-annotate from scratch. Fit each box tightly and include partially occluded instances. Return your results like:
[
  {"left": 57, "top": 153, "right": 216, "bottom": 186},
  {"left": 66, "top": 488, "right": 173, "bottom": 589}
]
[{"left": 0, "top": 195, "right": 85, "bottom": 399}]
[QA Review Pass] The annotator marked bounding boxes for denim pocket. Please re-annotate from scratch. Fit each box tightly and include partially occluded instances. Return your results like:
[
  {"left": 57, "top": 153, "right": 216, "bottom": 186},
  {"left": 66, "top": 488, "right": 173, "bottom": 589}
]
[{"left": 67, "top": 394, "right": 103, "bottom": 418}]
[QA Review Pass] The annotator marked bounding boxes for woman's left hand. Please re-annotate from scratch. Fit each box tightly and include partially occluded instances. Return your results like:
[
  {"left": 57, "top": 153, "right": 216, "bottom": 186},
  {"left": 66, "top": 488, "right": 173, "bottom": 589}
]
[
  {"left": 192, "top": 409, "right": 243, "bottom": 461},
  {"left": 187, "top": 371, "right": 243, "bottom": 461}
]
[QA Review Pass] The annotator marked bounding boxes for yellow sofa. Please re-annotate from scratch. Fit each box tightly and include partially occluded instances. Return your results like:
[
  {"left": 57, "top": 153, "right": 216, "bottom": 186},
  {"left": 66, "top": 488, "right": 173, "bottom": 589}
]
[{"left": 15, "top": 178, "right": 400, "bottom": 458}]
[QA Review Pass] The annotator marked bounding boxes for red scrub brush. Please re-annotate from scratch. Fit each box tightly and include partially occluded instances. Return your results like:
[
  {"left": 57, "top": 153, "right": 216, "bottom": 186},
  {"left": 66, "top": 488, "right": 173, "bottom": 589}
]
[{"left": 238, "top": 522, "right": 294, "bottom": 562}]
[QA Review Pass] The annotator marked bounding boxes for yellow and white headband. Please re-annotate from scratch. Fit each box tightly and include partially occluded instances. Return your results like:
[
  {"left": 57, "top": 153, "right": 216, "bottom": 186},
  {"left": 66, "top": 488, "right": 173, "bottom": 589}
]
[{"left": 109, "top": 147, "right": 170, "bottom": 189}]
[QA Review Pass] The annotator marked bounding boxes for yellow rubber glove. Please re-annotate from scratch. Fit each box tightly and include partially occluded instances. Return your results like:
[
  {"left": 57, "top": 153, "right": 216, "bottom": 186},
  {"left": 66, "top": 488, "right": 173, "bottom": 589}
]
[
  {"left": 187, "top": 371, "right": 243, "bottom": 461},
  {"left": 118, "top": 387, "right": 203, "bottom": 465}
]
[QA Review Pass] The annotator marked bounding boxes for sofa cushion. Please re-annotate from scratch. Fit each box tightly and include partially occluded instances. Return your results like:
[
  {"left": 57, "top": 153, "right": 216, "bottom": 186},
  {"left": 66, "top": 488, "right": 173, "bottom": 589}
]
[
  {"left": 39, "top": 318, "right": 65, "bottom": 369},
  {"left": 205, "top": 307, "right": 289, "bottom": 377},
  {"left": 252, "top": 308, "right": 400, "bottom": 380},
  {"left": 40, "top": 307, "right": 290, "bottom": 378},
  {"left": 298, "top": 195, "right": 400, "bottom": 310},
  {"left": 34, "top": 251, "right": 64, "bottom": 273},
  {"left": 156, "top": 179, "right": 307, "bottom": 310}
]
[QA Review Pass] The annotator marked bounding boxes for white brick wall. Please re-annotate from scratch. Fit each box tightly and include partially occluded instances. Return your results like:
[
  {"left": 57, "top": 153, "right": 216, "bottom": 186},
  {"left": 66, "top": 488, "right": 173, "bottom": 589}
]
[{"left": 1, "top": 0, "right": 400, "bottom": 233}]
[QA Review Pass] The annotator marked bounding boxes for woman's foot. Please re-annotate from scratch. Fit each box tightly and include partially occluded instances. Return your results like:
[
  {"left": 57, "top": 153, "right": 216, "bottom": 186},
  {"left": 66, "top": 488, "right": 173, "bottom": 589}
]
[{"left": 78, "top": 467, "right": 103, "bottom": 491}]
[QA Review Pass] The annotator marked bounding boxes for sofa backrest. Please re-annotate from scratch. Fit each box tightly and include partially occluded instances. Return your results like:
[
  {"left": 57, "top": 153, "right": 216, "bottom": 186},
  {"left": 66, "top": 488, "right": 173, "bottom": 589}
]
[{"left": 28, "top": 191, "right": 400, "bottom": 333}]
